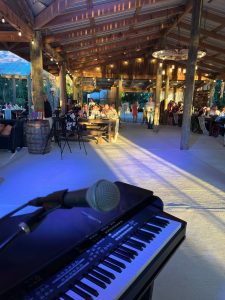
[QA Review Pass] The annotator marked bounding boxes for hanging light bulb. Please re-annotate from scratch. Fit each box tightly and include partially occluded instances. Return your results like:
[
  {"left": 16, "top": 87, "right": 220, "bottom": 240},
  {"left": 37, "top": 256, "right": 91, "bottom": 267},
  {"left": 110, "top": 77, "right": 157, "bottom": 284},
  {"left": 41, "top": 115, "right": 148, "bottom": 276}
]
[
  {"left": 1, "top": 16, "right": 5, "bottom": 23},
  {"left": 18, "top": 30, "right": 22, "bottom": 36},
  {"left": 50, "top": 57, "right": 54, "bottom": 61},
  {"left": 31, "top": 39, "right": 34, "bottom": 45}
]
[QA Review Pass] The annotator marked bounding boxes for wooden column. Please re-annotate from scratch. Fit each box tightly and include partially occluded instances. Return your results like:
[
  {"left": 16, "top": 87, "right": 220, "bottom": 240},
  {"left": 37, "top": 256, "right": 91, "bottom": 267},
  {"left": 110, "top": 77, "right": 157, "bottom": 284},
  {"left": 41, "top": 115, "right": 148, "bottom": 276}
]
[
  {"left": 27, "top": 75, "right": 32, "bottom": 116},
  {"left": 116, "top": 78, "right": 123, "bottom": 110},
  {"left": 59, "top": 62, "right": 67, "bottom": 113},
  {"left": 180, "top": 0, "right": 203, "bottom": 150},
  {"left": 30, "top": 31, "right": 44, "bottom": 113},
  {"left": 153, "top": 62, "right": 162, "bottom": 132},
  {"left": 12, "top": 77, "right": 16, "bottom": 104},
  {"left": 164, "top": 67, "right": 170, "bottom": 110},
  {"left": 72, "top": 78, "right": 78, "bottom": 101}
]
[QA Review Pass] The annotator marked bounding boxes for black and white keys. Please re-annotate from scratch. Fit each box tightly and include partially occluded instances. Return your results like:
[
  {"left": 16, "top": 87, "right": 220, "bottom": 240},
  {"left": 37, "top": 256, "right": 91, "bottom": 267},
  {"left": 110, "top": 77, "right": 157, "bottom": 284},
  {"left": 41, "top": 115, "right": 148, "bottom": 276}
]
[{"left": 60, "top": 216, "right": 181, "bottom": 300}]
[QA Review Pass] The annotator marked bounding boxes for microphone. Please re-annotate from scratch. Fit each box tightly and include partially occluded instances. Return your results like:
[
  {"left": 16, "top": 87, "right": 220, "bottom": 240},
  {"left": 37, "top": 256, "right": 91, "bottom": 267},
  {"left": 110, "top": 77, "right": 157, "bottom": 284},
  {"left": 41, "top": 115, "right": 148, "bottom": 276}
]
[{"left": 29, "top": 180, "right": 120, "bottom": 212}]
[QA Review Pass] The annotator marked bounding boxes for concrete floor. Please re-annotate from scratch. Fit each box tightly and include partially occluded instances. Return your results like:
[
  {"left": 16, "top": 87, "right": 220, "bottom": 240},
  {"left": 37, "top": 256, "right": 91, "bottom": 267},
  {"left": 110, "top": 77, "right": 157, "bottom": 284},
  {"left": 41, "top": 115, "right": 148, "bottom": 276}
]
[{"left": 0, "top": 123, "right": 225, "bottom": 300}]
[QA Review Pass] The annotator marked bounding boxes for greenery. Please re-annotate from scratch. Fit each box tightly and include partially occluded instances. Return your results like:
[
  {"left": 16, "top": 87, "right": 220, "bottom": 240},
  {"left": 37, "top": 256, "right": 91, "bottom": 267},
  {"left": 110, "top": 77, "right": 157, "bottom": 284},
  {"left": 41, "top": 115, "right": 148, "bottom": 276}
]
[
  {"left": 213, "top": 80, "right": 225, "bottom": 108},
  {"left": 0, "top": 77, "right": 27, "bottom": 105}
]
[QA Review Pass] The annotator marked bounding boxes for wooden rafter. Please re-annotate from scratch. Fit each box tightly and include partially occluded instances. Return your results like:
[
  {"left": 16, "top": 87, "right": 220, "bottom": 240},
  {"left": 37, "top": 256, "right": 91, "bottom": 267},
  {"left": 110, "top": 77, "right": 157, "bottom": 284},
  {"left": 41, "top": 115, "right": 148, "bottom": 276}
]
[
  {"left": 35, "top": 0, "right": 181, "bottom": 30},
  {"left": 44, "top": 6, "right": 184, "bottom": 44},
  {"left": 0, "top": 0, "right": 33, "bottom": 39},
  {"left": 66, "top": 34, "right": 159, "bottom": 60},
  {"left": 0, "top": 31, "right": 29, "bottom": 42}
]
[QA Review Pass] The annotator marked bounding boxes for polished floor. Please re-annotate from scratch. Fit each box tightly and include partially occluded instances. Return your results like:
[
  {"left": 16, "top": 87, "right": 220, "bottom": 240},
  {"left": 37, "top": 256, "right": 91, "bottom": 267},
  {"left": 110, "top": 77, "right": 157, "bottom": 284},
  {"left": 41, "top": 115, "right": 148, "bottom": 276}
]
[{"left": 0, "top": 123, "right": 225, "bottom": 300}]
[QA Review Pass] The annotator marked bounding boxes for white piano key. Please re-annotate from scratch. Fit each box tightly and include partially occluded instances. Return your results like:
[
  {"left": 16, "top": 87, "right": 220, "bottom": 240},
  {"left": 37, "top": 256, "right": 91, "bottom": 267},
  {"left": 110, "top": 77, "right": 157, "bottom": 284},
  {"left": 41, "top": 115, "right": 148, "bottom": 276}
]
[{"left": 87, "top": 218, "right": 181, "bottom": 300}]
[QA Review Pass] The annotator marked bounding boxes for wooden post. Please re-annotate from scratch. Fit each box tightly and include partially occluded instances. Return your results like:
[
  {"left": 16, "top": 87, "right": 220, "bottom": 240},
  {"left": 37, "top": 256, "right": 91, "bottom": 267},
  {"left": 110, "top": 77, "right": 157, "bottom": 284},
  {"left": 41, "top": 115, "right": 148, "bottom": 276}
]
[
  {"left": 164, "top": 66, "right": 170, "bottom": 110},
  {"left": 27, "top": 75, "right": 32, "bottom": 116},
  {"left": 12, "top": 77, "right": 16, "bottom": 105},
  {"left": 72, "top": 77, "right": 78, "bottom": 102},
  {"left": 180, "top": 0, "right": 203, "bottom": 150},
  {"left": 30, "top": 31, "right": 44, "bottom": 113},
  {"left": 153, "top": 62, "right": 162, "bottom": 132},
  {"left": 116, "top": 78, "right": 123, "bottom": 110},
  {"left": 59, "top": 62, "right": 67, "bottom": 113}
]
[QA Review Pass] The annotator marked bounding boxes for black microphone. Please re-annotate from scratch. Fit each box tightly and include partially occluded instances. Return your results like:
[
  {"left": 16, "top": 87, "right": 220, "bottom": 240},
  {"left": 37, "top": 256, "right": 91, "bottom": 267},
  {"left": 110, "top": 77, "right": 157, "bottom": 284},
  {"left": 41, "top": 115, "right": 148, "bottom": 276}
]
[{"left": 28, "top": 180, "right": 120, "bottom": 212}]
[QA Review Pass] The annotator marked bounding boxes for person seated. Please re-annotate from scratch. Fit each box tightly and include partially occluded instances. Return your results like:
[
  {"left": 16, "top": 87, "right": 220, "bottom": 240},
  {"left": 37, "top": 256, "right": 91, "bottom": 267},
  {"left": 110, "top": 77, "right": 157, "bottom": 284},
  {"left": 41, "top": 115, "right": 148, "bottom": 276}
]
[
  {"left": 88, "top": 98, "right": 95, "bottom": 109},
  {"left": 109, "top": 104, "right": 118, "bottom": 120},
  {"left": 79, "top": 103, "right": 89, "bottom": 119},
  {"left": 90, "top": 104, "right": 101, "bottom": 119},
  {"left": 208, "top": 105, "right": 220, "bottom": 117},
  {"left": 101, "top": 104, "right": 111, "bottom": 119}
]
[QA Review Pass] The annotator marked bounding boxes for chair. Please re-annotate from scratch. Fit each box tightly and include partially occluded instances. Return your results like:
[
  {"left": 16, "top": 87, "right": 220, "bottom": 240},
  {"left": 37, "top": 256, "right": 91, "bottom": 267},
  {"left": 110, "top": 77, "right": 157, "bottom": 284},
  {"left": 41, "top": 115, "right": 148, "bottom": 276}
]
[
  {"left": 0, "top": 119, "right": 24, "bottom": 152},
  {"left": 73, "top": 117, "right": 87, "bottom": 155}
]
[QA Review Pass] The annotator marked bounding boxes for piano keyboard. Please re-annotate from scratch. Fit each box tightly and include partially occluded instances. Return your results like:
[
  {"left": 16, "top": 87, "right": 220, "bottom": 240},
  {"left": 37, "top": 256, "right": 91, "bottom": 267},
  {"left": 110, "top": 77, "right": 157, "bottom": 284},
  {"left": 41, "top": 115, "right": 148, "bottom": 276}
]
[{"left": 22, "top": 214, "right": 182, "bottom": 300}]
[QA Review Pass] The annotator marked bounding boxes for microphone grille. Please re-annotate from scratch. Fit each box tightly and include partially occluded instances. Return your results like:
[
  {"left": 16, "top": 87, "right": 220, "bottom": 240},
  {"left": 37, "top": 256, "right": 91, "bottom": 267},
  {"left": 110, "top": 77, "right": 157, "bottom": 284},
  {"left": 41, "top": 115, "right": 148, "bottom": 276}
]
[{"left": 86, "top": 180, "right": 120, "bottom": 212}]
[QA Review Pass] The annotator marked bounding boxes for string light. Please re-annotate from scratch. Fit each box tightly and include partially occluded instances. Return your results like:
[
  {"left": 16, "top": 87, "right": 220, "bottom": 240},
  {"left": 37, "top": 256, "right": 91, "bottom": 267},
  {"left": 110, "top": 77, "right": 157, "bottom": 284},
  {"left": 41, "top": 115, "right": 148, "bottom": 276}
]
[
  {"left": 50, "top": 57, "right": 54, "bottom": 61},
  {"left": 1, "top": 16, "right": 5, "bottom": 23},
  {"left": 31, "top": 39, "right": 34, "bottom": 45},
  {"left": 18, "top": 30, "right": 22, "bottom": 36}
]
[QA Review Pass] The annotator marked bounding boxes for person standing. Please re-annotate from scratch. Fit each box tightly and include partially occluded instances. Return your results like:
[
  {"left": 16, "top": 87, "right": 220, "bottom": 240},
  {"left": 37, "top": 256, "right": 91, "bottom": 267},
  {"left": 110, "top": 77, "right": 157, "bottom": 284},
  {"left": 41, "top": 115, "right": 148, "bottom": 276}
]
[
  {"left": 145, "top": 96, "right": 155, "bottom": 129},
  {"left": 132, "top": 101, "right": 139, "bottom": 122},
  {"left": 44, "top": 94, "right": 53, "bottom": 128}
]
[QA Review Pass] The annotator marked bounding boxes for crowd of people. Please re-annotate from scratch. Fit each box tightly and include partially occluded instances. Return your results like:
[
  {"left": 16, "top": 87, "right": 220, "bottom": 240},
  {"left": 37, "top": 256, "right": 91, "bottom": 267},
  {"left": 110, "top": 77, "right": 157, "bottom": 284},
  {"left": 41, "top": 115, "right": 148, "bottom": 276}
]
[
  {"left": 67, "top": 100, "right": 119, "bottom": 120},
  {"left": 192, "top": 104, "right": 225, "bottom": 136}
]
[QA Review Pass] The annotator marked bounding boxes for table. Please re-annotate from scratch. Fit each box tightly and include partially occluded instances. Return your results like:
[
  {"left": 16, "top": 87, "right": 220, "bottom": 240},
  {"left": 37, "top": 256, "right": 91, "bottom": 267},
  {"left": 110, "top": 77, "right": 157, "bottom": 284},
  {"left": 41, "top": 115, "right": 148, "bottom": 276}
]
[{"left": 79, "top": 118, "right": 117, "bottom": 143}]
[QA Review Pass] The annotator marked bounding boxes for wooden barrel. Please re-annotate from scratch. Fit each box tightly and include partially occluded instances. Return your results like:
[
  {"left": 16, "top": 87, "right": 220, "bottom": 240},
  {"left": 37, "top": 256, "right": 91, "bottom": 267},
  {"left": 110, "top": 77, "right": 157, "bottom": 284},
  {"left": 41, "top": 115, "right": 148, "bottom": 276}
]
[{"left": 26, "top": 120, "right": 51, "bottom": 154}]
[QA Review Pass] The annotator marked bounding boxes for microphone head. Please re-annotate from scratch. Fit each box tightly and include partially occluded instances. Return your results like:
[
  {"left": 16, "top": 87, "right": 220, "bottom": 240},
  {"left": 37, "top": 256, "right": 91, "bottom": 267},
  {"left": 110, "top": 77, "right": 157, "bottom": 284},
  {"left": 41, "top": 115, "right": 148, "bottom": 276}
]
[{"left": 86, "top": 180, "right": 120, "bottom": 212}]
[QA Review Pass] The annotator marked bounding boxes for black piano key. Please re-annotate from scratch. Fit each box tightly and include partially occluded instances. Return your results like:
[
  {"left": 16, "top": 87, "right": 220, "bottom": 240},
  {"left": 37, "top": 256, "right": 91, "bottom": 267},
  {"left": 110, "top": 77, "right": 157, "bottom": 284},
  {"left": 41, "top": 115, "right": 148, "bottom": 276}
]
[
  {"left": 126, "top": 238, "right": 146, "bottom": 250},
  {"left": 133, "top": 230, "right": 154, "bottom": 243},
  {"left": 116, "top": 247, "right": 135, "bottom": 259},
  {"left": 149, "top": 217, "right": 169, "bottom": 228},
  {"left": 112, "top": 250, "right": 132, "bottom": 262},
  {"left": 119, "top": 245, "right": 138, "bottom": 256},
  {"left": 62, "top": 293, "right": 75, "bottom": 300},
  {"left": 142, "top": 224, "right": 162, "bottom": 234},
  {"left": 70, "top": 286, "right": 93, "bottom": 300},
  {"left": 85, "top": 274, "right": 107, "bottom": 289},
  {"left": 94, "top": 266, "right": 116, "bottom": 279},
  {"left": 89, "top": 270, "right": 111, "bottom": 284},
  {"left": 75, "top": 281, "right": 99, "bottom": 297},
  {"left": 138, "top": 229, "right": 155, "bottom": 239},
  {"left": 105, "top": 257, "right": 126, "bottom": 269},
  {"left": 101, "top": 260, "right": 122, "bottom": 273}
]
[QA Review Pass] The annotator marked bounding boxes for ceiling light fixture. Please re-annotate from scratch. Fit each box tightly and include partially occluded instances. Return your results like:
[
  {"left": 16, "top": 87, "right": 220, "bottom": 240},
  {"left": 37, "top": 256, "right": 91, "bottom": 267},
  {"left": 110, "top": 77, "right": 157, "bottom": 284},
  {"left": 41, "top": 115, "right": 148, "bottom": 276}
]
[{"left": 152, "top": 48, "right": 206, "bottom": 61}]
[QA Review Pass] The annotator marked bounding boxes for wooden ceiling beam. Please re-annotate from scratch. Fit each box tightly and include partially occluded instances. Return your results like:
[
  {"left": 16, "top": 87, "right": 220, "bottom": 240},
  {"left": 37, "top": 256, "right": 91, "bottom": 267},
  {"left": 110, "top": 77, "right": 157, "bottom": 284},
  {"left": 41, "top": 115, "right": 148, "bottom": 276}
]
[
  {"left": 202, "top": 10, "right": 225, "bottom": 26},
  {"left": 63, "top": 32, "right": 159, "bottom": 56},
  {"left": 0, "top": 31, "right": 29, "bottom": 42},
  {"left": 69, "top": 45, "right": 151, "bottom": 67},
  {"left": 58, "top": 24, "right": 166, "bottom": 50},
  {"left": 0, "top": 0, "right": 33, "bottom": 39},
  {"left": 180, "top": 22, "right": 225, "bottom": 43},
  {"left": 164, "top": 0, "right": 192, "bottom": 37},
  {"left": 70, "top": 46, "right": 152, "bottom": 70},
  {"left": 168, "top": 32, "right": 225, "bottom": 56},
  {"left": 44, "top": 6, "right": 184, "bottom": 44},
  {"left": 35, "top": 0, "right": 184, "bottom": 30}
]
